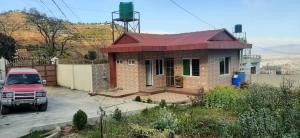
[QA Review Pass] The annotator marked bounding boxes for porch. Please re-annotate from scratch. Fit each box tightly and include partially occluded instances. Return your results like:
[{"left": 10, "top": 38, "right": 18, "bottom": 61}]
[{"left": 95, "top": 87, "right": 202, "bottom": 98}]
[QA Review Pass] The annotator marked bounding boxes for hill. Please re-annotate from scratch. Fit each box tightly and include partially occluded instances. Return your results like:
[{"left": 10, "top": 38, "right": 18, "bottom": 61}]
[
  {"left": 0, "top": 11, "right": 115, "bottom": 58},
  {"left": 252, "top": 44, "right": 300, "bottom": 73}
]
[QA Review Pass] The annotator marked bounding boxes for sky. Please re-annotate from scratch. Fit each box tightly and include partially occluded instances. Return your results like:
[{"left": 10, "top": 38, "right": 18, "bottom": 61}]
[{"left": 1, "top": 0, "right": 300, "bottom": 49}]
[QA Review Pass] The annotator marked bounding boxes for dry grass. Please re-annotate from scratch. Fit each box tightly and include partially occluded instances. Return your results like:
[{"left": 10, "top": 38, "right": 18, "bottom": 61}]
[{"left": 2, "top": 11, "right": 116, "bottom": 57}]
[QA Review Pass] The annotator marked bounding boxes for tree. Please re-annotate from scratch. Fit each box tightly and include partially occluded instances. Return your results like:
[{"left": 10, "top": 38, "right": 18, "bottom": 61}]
[
  {"left": 87, "top": 51, "right": 97, "bottom": 60},
  {"left": 26, "top": 9, "right": 73, "bottom": 57},
  {"left": 0, "top": 11, "right": 25, "bottom": 36},
  {"left": 0, "top": 33, "right": 16, "bottom": 61}
]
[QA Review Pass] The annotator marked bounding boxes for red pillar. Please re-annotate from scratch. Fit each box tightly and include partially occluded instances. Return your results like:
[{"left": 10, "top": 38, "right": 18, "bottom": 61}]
[{"left": 108, "top": 53, "right": 117, "bottom": 88}]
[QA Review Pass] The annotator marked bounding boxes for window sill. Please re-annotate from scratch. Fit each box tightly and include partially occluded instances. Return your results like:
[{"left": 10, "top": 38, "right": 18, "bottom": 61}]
[
  {"left": 219, "top": 74, "right": 231, "bottom": 76},
  {"left": 182, "top": 75, "right": 200, "bottom": 77}
]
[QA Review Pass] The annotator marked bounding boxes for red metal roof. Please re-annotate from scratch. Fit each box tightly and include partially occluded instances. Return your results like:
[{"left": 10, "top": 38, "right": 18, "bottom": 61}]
[{"left": 102, "top": 29, "right": 251, "bottom": 53}]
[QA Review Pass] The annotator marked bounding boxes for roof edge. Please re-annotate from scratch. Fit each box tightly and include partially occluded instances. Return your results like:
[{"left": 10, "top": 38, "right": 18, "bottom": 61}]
[
  {"left": 112, "top": 32, "right": 140, "bottom": 45},
  {"left": 207, "top": 28, "right": 237, "bottom": 41}
]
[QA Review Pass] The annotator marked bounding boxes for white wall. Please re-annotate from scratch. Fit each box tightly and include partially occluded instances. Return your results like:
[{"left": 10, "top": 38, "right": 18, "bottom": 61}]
[
  {"left": 0, "top": 58, "right": 5, "bottom": 80},
  {"left": 57, "top": 64, "right": 93, "bottom": 92}
]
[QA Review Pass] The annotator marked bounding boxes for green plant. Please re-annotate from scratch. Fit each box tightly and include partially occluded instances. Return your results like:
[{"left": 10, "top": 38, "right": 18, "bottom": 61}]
[
  {"left": 240, "top": 82, "right": 249, "bottom": 89},
  {"left": 147, "top": 98, "right": 152, "bottom": 103},
  {"left": 204, "top": 86, "right": 245, "bottom": 112},
  {"left": 239, "top": 83, "right": 300, "bottom": 137},
  {"left": 134, "top": 96, "right": 141, "bottom": 102},
  {"left": 0, "top": 33, "right": 16, "bottom": 61},
  {"left": 177, "top": 113, "right": 240, "bottom": 138},
  {"left": 85, "top": 50, "right": 97, "bottom": 60},
  {"left": 190, "top": 88, "right": 204, "bottom": 106},
  {"left": 159, "top": 99, "right": 167, "bottom": 108},
  {"left": 73, "top": 109, "right": 88, "bottom": 130},
  {"left": 142, "top": 108, "right": 149, "bottom": 115},
  {"left": 129, "top": 124, "right": 160, "bottom": 137},
  {"left": 153, "top": 108, "right": 178, "bottom": 131},
  {"left": 113, "top": 108, "right": 122, "bottom": 121}
]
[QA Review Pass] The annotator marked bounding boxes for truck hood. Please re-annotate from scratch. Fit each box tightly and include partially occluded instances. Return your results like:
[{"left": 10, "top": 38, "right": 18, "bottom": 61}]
[{"left": 2, "top": 84, "right": 45, "bottom": 92}]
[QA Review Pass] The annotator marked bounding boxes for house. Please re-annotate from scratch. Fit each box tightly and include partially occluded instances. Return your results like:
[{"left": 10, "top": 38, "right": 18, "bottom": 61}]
[
  {"left": 240, "top": 48, "right": 261, "bottom": 75},
  {"left": 101, "top": 29, "right": 251, "bottom": 92}
]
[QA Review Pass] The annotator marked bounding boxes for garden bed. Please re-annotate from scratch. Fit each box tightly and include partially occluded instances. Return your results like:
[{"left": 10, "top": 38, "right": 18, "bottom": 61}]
[{"left": 23, "top": 83, "right": 300, "bottom": 138}]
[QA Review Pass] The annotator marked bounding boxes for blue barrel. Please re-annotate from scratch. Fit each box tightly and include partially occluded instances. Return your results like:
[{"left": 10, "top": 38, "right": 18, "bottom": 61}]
[
  {"left": 238, "top": 72, "right": 246, "bottom": 83},
  {"left": 232, "top": 74, "right": 241, "bottom": 87}
]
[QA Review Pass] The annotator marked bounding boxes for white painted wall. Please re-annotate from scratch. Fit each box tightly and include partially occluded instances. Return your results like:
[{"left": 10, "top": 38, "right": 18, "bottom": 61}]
[
  {"left": 57, "top": 64, "right": 93, "bottom": 92},
  {"left": 0, "top": 58, "right": 5, "bottom": 80}
]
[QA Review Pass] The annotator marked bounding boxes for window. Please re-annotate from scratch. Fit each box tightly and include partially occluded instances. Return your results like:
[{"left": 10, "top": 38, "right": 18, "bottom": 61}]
[
  {"left": 192, "top": 59, "right": 200, "bottom": 76},
  {"left": 128, "top": 59, "right": 136, "bottom": 65},
  {"left": 155, "top": 59, "right": 163, "bottom": 75},
  {"left": 183, "top": 59, "right": 190, "bottom": 75},
  {"left": 116, "top": 59, "right": 123, "bottom": 64},
  {"left": 182, "top": 59, "right": 200, "bottom": 76},
  {"left": 6, "top": 74, "right": 41, "bottom": 85},
  {"left": 220, "top": 57, "right": 230, "bottom": 75}
]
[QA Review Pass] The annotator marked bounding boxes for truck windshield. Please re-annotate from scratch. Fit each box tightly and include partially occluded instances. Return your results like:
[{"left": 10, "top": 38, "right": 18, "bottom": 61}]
[{"left": 6, "top": 74, "right": 41, "bottom": 85}]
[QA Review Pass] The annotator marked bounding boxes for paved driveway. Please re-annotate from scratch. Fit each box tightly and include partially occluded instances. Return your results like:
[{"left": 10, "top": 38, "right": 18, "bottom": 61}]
[{"left": 0, "top": 87, "right": 155, "bottom": 138}]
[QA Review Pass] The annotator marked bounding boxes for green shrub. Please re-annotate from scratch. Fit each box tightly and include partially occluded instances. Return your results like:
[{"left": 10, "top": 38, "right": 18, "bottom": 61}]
[
  {"left": 204, "top": 86, "right": 245, "bottom": 112},
  {"left": 239, "top": 83, "right": 300, "bottom": 137},
  {"left": 177, "top": 115, "right": 240, "bottom": 138},
  {"left": 177, "top": 113, "right": 200, "bottom": 136},
  {"left": 113, "top": 108, "right": 122, "bottom": 121},
  {"left": 190, "top": 88, "right": 204, "bottom": 106},
  {"left": 134, "top": 96, "right": 141, "bottom": 102},
  {"left": 147, "top": 98, "right": 152, "bottom": 103},
  {"left": 153, "top": 108, "right": 178, "bottom": 131},
  {"left": 159, "top": 99, "right": 167, "bottom": 108},
  {"left": 129, "top": 124, "right": 174, "bottom": 138},
  {"left": 142, "top": 108, "right": 149, "bottom": 115},
  {"left": 84, "top": 50, "right": 97, "bottom": 60},
  {"left": 73, "top": 109, "right": 88, "bottom": 130}
]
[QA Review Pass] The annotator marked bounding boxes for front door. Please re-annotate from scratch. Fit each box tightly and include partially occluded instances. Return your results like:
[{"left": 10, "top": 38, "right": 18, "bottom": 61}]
[
  {"left": 166, "top": 58, "right": 174, "bottom": 86},
  {"left": 145, "top": 60, "right": 153, "bottom": 86},
  {"left": 251, "top": 66, "right": 256, "bottom": 74}
]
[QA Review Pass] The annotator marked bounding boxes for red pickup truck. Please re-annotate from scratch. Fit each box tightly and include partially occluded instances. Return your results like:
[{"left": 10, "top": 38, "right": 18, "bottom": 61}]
[{"left": 0, "top": 68, "right": 48, "bottom": 114}]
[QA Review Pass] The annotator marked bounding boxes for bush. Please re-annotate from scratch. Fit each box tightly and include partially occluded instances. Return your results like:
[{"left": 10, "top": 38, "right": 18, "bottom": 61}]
[
  {"left": 153, "top": 108, "right": 178, "bottom": 131},
  {"left": 129, "top": 124, "right": 174, "bottom": 138},
  {"left": 159, "top": 99, "right": 167, "bottom": 108},
  {"left": 134, "top": 96, "right": 141, "bottom": 102},
  {"left": 84, "top": 50, "right": 97, "bottom": 60},
  {"left": 113, "top": 108, "right": 122, "bottom": 121},
  {"left": 177, "top": 115, "right": 240, "bottom": 138},
  {"left": 142, "top": 108, "right": 149, "bottom": 115},
  {"left": 147, "top": 98, "right": 152, "bottom": 103},
  {"left": 204, "top": 86, "right": 245, "bottom": 112},
  {"left": 190, "top": 88, "right": 204, "bottom": 106},
  {"left": 239, "top": 83, "right": 300, "bottom": 137},
  {"left": 73, "top": 109, "right": 88, "bottom": 130}
]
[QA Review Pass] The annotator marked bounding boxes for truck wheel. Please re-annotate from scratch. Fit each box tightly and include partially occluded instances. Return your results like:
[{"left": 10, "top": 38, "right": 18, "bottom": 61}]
[
  {"left": 38, "top": 102, "right": 48, "bottom": 111},
  {"left": 1, "top": 105, "right": 10, "bottom": 115}
]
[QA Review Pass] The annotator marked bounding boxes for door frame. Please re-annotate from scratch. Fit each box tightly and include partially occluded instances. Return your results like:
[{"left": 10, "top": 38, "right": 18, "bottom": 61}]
[
  {"left": 145, "top": 59, "right": 153, "bottom": 86},
  {"left": 165, "top": 58, "right": 175, "bottom": 87}
]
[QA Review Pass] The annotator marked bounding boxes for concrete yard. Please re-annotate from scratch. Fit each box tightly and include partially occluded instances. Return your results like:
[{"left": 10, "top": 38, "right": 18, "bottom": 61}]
[{"left": 0, "top": 87, "right": 155, "bottom": 138}]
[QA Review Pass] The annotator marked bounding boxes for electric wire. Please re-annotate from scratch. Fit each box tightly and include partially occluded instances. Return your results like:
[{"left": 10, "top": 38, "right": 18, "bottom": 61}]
[{"left": 168, "top": 0, "right": 217, "bottom": 29}]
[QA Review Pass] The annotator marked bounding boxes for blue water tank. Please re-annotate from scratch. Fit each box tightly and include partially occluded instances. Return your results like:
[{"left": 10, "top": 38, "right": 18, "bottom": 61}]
[
  {"left": 234, "top": 24, "right": 242, "bottom": 33},
  {"left": 238, "top": 72, "right": 246, "bottom": 83},
  {"left": 232, "top": 74, "right": 241, "bottom": 87}
]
